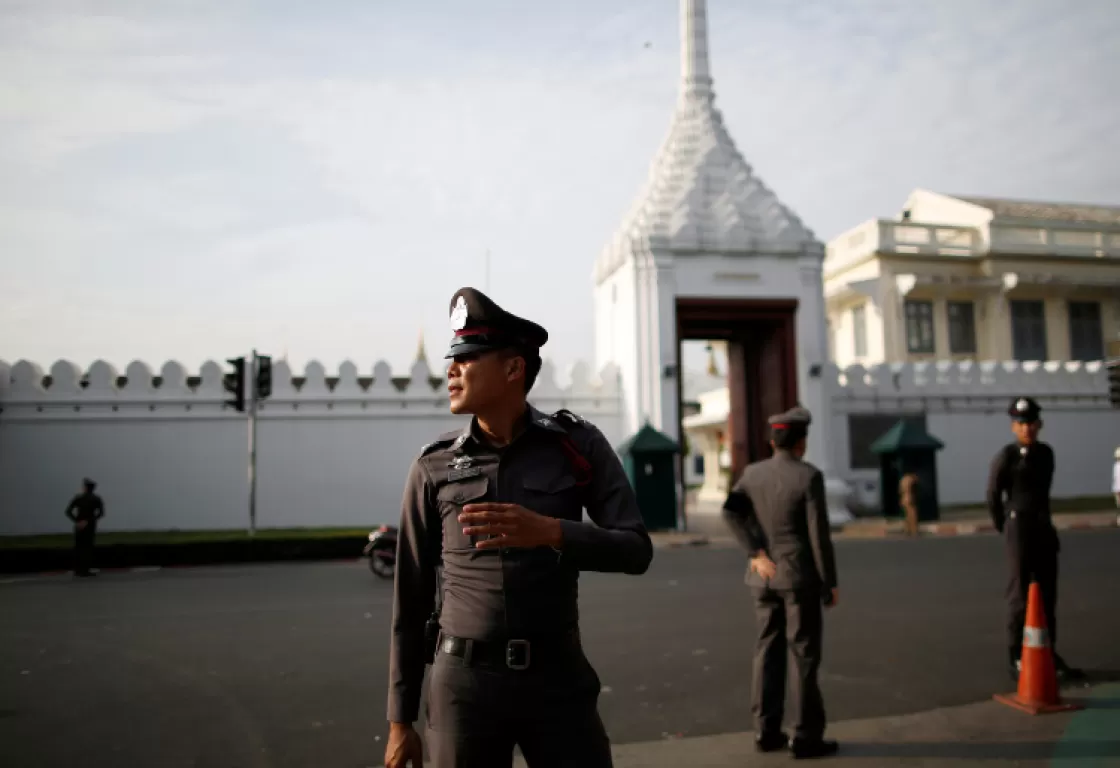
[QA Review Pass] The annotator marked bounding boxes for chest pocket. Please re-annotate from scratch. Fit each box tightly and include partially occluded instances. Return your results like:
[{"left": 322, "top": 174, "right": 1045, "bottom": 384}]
[
  {"left": 521, "top": 470, "right": 583, "bottom": 522},
  {"left": 437, "top": 476, "right": 489, "bottom": 552}
]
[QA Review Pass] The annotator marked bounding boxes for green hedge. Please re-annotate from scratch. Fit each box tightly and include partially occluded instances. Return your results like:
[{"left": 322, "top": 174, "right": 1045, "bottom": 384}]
[{"left": 0, "top": 528, "right": 373, "bottom": 574}]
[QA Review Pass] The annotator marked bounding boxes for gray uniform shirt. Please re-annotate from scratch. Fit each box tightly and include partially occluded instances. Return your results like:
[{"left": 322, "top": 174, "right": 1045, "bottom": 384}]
[
  {"left": 387, "top": 404, "right": 653, "bottom": 723},
  {"left": 722, "top": 451, "right": 838, "bottom": 593}
]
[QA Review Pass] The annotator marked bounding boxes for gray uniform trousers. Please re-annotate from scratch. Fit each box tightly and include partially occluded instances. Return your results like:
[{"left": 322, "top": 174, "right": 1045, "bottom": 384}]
[
  {"left": 424, "top": 643, "right": 613, "bottom": 768},
  {"left": 751, "top": 586, "right": 826, "bottom": 741}
]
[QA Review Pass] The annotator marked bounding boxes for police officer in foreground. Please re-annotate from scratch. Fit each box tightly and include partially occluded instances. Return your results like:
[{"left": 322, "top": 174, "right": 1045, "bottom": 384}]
[
  {"left": 65, "top": 477, "right": 105, "bottom": 577},
  {"left": 986, "top": 397, "right": 1083, "bottom": 682},
  {"left": 384, "top": 287, "right": 654, "bottom": 768},
  {"left": 722, "top": 407, "right": 839, "bottom": 760}
]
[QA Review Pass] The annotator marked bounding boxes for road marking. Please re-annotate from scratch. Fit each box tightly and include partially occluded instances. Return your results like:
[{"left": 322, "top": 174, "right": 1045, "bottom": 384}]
[{"left": 1052, "top": 682, "right": 1120, "bottom": 767}]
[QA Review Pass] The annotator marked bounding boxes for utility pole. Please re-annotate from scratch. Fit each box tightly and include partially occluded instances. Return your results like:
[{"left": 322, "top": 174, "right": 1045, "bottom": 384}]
[{"left": 248, "top": 349, "right": 259, "bottom": 537}]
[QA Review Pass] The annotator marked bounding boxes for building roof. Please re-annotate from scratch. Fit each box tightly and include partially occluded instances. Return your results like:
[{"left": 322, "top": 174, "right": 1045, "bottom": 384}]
[
  {"left": 595, "top": 0, "right": 819, "bottom": 284},
  {"left": 870, "top": 418, "right": 945, "bottom": 455},
  {"left": 954, "top": 195, "right": 1120, "bottom": 226},
  {"left": 682, "top": 368, "right": 725, "bottom": 403}
]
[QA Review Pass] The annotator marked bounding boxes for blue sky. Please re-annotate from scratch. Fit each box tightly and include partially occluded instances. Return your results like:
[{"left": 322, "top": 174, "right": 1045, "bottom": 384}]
[{"left": 1, "top": 0, "right": 1117, "bottom": 381}]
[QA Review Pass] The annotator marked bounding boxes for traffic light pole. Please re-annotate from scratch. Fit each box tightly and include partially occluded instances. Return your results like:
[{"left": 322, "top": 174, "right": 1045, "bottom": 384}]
[{"left": 248, "top": 349, "right": 259, "bottom": 537}]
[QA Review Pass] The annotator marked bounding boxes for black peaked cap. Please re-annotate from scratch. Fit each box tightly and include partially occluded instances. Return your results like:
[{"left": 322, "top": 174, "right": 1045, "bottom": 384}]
[
  {"left": 445, "top": 287, "right": 548, "bottom": 359},
  {"left": 1007, "top": 396, "right": 1042, "bottom": 423}
]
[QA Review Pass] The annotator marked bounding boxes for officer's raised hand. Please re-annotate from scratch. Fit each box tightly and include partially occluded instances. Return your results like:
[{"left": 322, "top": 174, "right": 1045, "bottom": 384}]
[
  {"left": 384, "top": 722, "right": 422, "bottom": 767},
  {"left": 459, "top": 503, "right": 563, "bottom": 549}
]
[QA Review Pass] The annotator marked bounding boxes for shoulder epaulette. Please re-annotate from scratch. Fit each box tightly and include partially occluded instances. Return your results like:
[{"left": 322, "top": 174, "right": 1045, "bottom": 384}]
[
  {"left": 419, "top": 431, "right": 460, "bottom": 457},
  {"left": 552, "top": 409, "right": 589, "bottom": 428}
]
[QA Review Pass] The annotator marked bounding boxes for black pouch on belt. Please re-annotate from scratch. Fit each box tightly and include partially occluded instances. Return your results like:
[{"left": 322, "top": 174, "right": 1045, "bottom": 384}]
[{"left": 423, "top": 611, "right": 440, "bottom": 665}]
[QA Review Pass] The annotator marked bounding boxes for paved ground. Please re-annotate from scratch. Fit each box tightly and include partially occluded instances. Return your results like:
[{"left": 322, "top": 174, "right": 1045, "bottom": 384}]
[
  {"left": 537, "top": 686, "right": 1120, "bottom": 767},
  {"left": 1, "top": 530, "right": 1118, "bottom": 768}
]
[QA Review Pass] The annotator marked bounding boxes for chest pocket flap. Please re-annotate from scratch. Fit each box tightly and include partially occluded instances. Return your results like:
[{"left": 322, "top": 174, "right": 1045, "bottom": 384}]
[
  {"left": 522, "top": 473, "right": 577, "bottom": 494},
  {"left": 437, "top": 476, "right": 490, "bottom": 506},
  {"left": 522, "top": 470, "right": 581, "bottom": 520},
  {"left": 437, "top": 476, "right": 489, "bottom": 551}
]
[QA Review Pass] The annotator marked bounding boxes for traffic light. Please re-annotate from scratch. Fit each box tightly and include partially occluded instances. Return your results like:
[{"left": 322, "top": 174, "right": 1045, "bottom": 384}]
[
  {"left": 256, "top": 355, "right": 272, "bottom": 400},
  {"left": 1107, "top": 358, "right": 1120, "bottom": 409},
  {"left": 225, "top": 356, "right": 246, "bottom": 412}
]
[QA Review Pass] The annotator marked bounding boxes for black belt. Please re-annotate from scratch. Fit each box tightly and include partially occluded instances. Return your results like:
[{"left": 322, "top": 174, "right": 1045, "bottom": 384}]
[{"left": 436, "top": 629, "right": 581, "bottom": 671}]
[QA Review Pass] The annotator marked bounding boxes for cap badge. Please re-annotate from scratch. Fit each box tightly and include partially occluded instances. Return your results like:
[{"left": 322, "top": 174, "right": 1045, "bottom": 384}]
[
  {"left": 450, "top": 296, "right": 468, "bottom": 331},
  {"left": 1015, "top": 398, "right": 1029, "bottom": 412}
]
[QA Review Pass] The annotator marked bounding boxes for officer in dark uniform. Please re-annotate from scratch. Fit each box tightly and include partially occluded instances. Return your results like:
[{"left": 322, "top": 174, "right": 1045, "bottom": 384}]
[
  {"left": 722, "top": 406, "right": 839, "bottom": 760},
  {"left": 384, "top": 287, "right": 654, "bottom": 768},
  {"left": 65, "top": 478, "right": 105, "bottom": 577},
  {"left": 986, "top": 396, "right": 1083, "bottom": 682}
]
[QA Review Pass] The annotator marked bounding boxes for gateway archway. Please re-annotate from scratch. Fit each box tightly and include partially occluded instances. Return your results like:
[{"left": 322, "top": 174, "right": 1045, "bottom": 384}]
[{"left": 676, "top": 298, "right": 799, "bottom": 482}]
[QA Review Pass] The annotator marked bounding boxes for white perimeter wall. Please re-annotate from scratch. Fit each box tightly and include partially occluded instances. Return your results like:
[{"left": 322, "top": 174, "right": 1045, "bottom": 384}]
[
  {"left": 0, "top": 357, "right": 623, "bottom": 535},
  {"left": 829, "top": 360, "right": 1120, "bottom": 509},
  {"left": 4, "top": 355, "right": 1117, "bottom": 535}
]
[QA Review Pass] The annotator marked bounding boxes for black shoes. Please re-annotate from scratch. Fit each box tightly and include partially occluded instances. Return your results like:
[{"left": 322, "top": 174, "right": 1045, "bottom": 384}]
[
  {"left": 756, "top": 732, "right": 839, "bottom": 759},
  {"left": 790, "top": 738, "right": 840, "bottom": 759},
  {"left": 755, "top": 731, "right": 789, "bottom": 752},
  {"left": 1008, "top": 652, "right": 1086, "bottom": 682},
  {"left": 1054, "top": 654, "right": 1085, "bottom": 681}
]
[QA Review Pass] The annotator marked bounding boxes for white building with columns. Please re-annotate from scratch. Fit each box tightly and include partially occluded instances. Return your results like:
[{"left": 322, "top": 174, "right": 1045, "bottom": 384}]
[
  {"left": 592, "top": 0, "right": 851, "bottom": 523},
  {"left": 825, "top": 189, "right": 1120, "bottom": 370}
]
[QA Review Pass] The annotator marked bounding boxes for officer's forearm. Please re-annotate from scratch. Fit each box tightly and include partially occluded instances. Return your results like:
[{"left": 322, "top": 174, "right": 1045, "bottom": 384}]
[
  {"left": 386, "top": 626, "right": 427, "bottom": 724},
  {"left": 986, "top": 493, "right": 1004, "bottom": 529},
  {"left": 721, "top": 509, "right": 765, "bottom": 556},
  {"left": 556, "top": 520, "right": 653, "bottom": 574},
  {"left": 806, "top": 474, "right": 838, "bottom": 589},
  {"left": 722, "top": 491, "right": 766, "bottom": 556}
]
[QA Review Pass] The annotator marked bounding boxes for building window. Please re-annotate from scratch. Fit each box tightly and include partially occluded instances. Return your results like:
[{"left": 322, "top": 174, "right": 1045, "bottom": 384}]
[
  {"left": 1068, "top": 301, "right": 1103, "bottom": 361},
  {"left": 947, "top": 301, "right": 977, "bottom": 354},
  {"left": 852, "top": 304, "right": 867, "bottom": 357},
  {"left": 693, "top": 454, "right": 705, "bottom": 475},
  {"left": 1010, "top": 300, "right": 1047, "bottom": 361},
  {"left": 904, "top": 300, "right": 935, "bottom": 354}
]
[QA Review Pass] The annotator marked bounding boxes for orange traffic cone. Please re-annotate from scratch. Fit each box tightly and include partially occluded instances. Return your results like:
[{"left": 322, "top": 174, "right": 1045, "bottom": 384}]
[{"left": 994, "top": 581, "right": 1083, "bottom": 715}]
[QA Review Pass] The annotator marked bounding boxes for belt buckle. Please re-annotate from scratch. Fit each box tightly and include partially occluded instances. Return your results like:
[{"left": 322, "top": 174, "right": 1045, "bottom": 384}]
[{"left": 506, "top": 639, "right": 530, "bottom": 670}]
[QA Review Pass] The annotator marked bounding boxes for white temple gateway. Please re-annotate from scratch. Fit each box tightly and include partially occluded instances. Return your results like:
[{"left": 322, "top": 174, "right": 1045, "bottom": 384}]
[{"left": 592, "top": 0, "right": 852, "bottom": 524}]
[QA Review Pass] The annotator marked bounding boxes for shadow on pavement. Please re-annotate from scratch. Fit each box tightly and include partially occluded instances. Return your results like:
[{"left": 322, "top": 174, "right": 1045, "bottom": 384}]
[{"left": 838, "top": 740, "right": 1120, "bottom": 761}]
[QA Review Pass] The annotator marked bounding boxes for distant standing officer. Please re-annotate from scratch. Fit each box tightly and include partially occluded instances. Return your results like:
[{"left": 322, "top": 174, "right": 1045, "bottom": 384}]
[
  {"left": 986, "top": 397, "right": 1082, "bottom": 681},
  {"left": 65, "top": 478, "right": 105, "bottom": 577},
  {"left": 722, "top": 406, "right": 839, "bottom": 760},
  {"left": 384, "top": 287, "right": 654, "bottom": 768}
]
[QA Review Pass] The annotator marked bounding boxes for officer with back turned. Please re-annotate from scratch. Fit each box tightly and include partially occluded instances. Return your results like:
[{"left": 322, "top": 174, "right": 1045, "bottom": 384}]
[
  {"left": 986, "top": 396, "right": 1083, "bottom": 682},
  {"left": 722, "top": 406, "right": 839, "bottom": 760},
  {"left": 383, "top": 287, "right": 653, "bottom": 768}
]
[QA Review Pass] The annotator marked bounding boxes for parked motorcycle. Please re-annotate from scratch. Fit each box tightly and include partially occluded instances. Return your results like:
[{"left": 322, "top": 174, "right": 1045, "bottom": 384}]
[{"left": 363, "top": 525, "right": 398, "bottom": 579}]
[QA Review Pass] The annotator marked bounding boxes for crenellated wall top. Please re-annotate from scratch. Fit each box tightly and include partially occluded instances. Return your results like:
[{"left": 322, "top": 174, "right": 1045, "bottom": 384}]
[
  {"left": 0, "top": 358, "right": 621, "bottom": 403},
  {"left": 830, "top": 359, "right": 1109, "bottom": 398}
]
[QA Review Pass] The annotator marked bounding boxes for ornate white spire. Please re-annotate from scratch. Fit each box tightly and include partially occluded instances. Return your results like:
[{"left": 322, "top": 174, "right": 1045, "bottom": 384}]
[
  {"left": 681, "top": 0, "right": 713, "bottom": 98},
  {"left": 595, "top": 0, "right": 821, "bottom": 284}
]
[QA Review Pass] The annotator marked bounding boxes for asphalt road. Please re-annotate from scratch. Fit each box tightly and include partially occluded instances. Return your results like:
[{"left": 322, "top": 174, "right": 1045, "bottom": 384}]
[{"left": 2, "top": 530, "right": 1119, "bottom": 768}]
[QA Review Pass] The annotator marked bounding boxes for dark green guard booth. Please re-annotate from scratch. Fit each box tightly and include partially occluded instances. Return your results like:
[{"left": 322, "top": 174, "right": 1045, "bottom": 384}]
[
  {"left": 870, "top": 418, "right": 945, "bottom": 522},
  {"left": 617, "top": 422, "right": 680, "bottom": 531}
]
